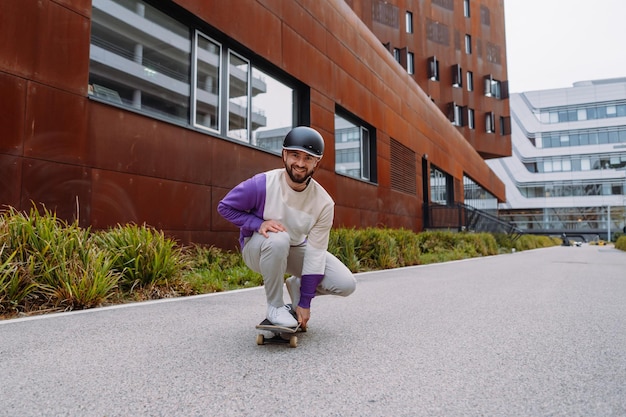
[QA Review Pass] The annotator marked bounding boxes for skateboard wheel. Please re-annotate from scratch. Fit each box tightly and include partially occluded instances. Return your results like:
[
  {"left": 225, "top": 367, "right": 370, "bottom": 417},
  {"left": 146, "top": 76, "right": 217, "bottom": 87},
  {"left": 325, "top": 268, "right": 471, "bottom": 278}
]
[
  {"left": 289, "top": 336, "right": 298, "bottom": 348},
  {"left": 256, "top": 334, "right": 265, "bottom": 345}
]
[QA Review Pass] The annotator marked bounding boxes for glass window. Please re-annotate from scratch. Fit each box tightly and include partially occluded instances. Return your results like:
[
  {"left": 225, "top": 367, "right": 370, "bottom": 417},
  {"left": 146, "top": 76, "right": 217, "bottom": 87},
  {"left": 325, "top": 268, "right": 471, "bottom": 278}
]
[
  {"left": 485, "top": 112, "right": 494, "bottom": 133},
  {"left": 194, "top": 32, "right": 221, "bottom": 132},
  {"left": 405, "top": 11, "right": 413, "bottom": 33},
  {"left": 619, "top": 129, "right": 626, "bottom": 142},
  {"left": 407, "top": 52, "right": 415, "bottom": 74},
  {"left": 468, "top": 108, "right": 475, "bottom": 129},
  {"left": 464, "top": 0, "right": 471, "bottom": 17},
  {"left": 228, "top": 51, "right": 250, "bottom": 141},
  {"left": 567, "top": 109, "right": 577, "bottom": 121},
  {"left": 577, "top": 108, "right": 587, "bottom": 121},
  {"left": 335, "top": 111, "right": 375, "bottom": 182},
  {"left": 251, "top": 68, "right": 295, "bottom": 154},
  {"left": 452, "top": 64, "right": 462, "bottom": 87},
  {"left": 587, "top": 107, "right": 597, "bottom": 120},
  {"left": 606, "top": 105, "right": 616, "bottom": 117},
  {"left": 598, "top": 131, "right": 609, "bottom": 144},
  {"left": 430, "top": 166, "right": 449, "bottom": 205},
  {"left": 89, "top": 0, "right": 191, "bottom": 123},
  {"left": 549, "top": 112, "right": 558, "bottom": 123},
  {"left": 465, "top": 34, "right": 472, "bottom": 54},
  {"left": 617, "top": 104, "right": 626, "bottom": 117},
  {"left": 428, "top": 56, "right": 439, "bottom": 81},
  {"left": 466, "top": 71, "right": 473, "bottom": 91}
]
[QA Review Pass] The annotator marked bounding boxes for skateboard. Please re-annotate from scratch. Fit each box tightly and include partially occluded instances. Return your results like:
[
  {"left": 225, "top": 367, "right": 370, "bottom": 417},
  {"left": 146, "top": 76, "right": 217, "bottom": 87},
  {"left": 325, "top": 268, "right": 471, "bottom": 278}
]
[{"left": 255, "top": 319, "right": 301, "bottom": 348}]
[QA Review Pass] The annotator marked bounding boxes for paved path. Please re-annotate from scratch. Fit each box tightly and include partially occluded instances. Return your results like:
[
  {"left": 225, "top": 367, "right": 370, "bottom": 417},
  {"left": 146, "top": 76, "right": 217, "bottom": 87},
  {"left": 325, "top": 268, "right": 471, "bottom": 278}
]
[{"left": 1, "top": 245, "right": 625, "bottom": 417}]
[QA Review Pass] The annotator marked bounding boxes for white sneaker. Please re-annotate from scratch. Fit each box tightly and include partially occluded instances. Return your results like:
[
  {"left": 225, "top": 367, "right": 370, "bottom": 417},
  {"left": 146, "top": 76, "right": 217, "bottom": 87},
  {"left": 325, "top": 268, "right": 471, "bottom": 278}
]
[
  {"left": 267, "top": 304, "right": 298, "bottom": 327},
  {"left": 285, "top": 276, "right": 301, "bottom": 307}
]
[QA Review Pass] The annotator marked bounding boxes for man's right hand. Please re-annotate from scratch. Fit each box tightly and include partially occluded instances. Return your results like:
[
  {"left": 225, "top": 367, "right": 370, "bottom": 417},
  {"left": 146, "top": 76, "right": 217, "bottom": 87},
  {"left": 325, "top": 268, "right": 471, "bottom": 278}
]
[{"left": 258, "top": 220, "right": 286, "bottom": 237}]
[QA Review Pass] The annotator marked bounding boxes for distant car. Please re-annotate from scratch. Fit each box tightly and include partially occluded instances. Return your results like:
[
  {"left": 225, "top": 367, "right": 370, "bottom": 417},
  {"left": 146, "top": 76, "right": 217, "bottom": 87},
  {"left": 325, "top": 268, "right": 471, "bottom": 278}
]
[{"left": 574, "top": 241, "right": 582, "bottom": 247}]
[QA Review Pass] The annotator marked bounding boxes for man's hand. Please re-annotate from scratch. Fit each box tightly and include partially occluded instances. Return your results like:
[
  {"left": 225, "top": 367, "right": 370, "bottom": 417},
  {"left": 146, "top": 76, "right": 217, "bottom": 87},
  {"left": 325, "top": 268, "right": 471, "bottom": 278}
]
[
  {"left": 296, "top": 306, "right": 310, "bottom": 329},
  {"left": 258, "top": 220, "right": 286, "bottom": 237}
]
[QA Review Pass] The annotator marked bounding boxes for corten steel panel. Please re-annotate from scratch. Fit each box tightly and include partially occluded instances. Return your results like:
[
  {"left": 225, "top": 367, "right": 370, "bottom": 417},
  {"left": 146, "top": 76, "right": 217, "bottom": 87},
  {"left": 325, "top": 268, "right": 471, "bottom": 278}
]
[
  {"left": 90, "top": 169, "right": 211, "bottom": 231},
  {"left": 0, "top": 0, "right": 41, "bottom": 78},
  {"left": 87, "top": 102, "right": 214, "bottom": 185},
  {"left": 210, "top": 139, "right": 281, "bottom": 189},
  {"left": 21, "top": 158, "right": 91, "bottom": 226},
  {"left": 0, "top": 154, "right": 22, "bottom": 209},
  {"left": 34, "top": 1, "right": 91, "bottom": 95},
  {"left": 0, "top": 73, "right": 26, "bottom": 156},
  {"left": 52, "top": 0, "right": 91, "bottom": 17},
  {"left": 176, "top": 0, "right": 283, "bottom": 65},
  {"left": 24, "top": 83, "right": 88, "bottom": 164}
]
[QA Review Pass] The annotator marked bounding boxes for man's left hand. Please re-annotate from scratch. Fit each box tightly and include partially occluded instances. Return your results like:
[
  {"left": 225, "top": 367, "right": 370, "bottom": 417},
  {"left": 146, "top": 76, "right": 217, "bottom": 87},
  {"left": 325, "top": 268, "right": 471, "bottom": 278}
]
[{"left": 296, "top": 306, "right": 310, "bottom": 329}]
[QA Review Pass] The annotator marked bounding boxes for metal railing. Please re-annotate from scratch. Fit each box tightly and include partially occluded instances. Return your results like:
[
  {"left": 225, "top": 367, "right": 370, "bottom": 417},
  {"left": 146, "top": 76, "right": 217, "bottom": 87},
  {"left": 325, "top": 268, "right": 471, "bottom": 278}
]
[{"left": 425, "top": 202, "right": 523, "bottom": 239}]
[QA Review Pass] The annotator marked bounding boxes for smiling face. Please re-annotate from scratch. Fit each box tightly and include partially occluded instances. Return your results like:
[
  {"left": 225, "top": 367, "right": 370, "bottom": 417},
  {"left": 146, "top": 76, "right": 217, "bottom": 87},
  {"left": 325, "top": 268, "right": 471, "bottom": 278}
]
[{"left": 282, "top": 149, "right": 321, "bottom": 190}]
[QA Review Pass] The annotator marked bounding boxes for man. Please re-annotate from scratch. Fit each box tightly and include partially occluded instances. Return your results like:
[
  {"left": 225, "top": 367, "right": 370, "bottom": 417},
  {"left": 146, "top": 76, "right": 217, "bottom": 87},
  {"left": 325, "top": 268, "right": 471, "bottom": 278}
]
[{"left": 217, "top": 126, "right": 356, "bottom": 328}]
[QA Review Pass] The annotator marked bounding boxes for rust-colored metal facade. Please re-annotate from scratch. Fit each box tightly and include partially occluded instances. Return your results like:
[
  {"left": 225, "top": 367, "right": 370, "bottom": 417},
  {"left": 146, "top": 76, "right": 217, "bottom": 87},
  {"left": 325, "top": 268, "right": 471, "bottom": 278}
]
[
  {"left": 347, "top": 0, "right": 511, "bottom": 160},
  {"left": 0, "top": 0, "right": 506, "bottom": 249}
]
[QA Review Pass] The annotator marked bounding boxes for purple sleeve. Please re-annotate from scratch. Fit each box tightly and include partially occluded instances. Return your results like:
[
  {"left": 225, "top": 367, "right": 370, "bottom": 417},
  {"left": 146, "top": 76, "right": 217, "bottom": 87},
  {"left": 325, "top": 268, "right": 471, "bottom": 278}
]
[
  {"left": 217, "top": 174, "right": 267, "bottom": 246},
  {"left": 298, "top": 274, "right": 324, "bottom": 309}
]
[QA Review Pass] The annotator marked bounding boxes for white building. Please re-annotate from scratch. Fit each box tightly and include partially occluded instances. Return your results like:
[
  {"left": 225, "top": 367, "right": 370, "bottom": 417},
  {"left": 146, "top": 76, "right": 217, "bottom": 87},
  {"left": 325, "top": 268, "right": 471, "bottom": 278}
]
[{"left": 487, "top": 78, "right": 626, "bottom": 240}]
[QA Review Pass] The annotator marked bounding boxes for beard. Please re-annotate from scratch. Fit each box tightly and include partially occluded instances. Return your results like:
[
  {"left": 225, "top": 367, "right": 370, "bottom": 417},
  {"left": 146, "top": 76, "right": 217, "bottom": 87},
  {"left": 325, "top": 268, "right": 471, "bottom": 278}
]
[{"left": 284, "top": 161, "right": 315, "bottom": 184}]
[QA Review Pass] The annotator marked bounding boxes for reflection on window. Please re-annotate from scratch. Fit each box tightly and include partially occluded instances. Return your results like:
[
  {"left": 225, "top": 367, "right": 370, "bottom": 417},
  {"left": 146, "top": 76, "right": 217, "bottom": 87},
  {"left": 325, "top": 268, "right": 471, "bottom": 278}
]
[
  {"left": 89, "top": 0, "right": 191, "bottom": 123},
  {"left": 194, "top": 32, "right": 220, "bottom": 131},
  {"left": 335, "top": 112, "right": 374, "bottom": 182},
  {"left": 252, "top": 68, "right": 294, "bottom": 154},
  {"left": 539, "top": 103, "right": 626, "bottom": 124},
  {"left": 428, "top": 56, "right": 439, "bottom": 81},
  {"left": 228, "top": 52, "right": 249, "bottom": 141},
  {"left": 89, "top": 0, "right": 299, "bottom": 147},
  {"left": 430, "top": 165, "right": 449, "bottom": 205}
]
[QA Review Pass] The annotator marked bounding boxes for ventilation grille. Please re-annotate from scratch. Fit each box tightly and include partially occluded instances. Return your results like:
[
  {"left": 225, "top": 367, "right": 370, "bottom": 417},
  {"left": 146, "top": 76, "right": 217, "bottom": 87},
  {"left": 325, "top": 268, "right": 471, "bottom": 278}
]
[{"left": 390, "top": 139, "right": 417, "bottom": 195}]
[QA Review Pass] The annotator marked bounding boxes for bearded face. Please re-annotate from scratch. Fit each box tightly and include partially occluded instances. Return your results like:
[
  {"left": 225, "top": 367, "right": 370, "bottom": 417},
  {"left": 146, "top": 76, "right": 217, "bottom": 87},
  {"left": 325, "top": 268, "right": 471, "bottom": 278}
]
[{"left": 282, "top": 150, "right": 320, "bottom": 184}]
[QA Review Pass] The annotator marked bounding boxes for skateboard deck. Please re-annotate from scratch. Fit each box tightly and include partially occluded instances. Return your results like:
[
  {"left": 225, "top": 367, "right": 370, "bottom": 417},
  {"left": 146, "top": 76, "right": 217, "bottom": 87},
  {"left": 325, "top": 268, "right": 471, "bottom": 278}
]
[{"left": 255, "top": 319, "right": 303, "bottom": 348}]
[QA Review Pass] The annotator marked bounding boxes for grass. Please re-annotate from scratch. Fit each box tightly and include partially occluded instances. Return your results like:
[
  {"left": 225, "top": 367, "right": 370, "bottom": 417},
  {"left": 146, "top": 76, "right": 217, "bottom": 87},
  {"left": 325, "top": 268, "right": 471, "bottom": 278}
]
[{"left": 0, "top": 206, "right": 562, "bottom": 320}]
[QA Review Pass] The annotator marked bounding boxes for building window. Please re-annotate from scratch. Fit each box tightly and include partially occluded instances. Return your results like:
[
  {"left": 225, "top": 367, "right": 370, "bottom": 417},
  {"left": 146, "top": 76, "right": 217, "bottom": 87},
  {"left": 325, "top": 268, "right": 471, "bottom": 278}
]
[
  {"left": 428, "top": 56, "right": 439, "bottom": 81},
  {"left": 227, "top": 51, "right": 250, "bottom": 141},
  {"left": 251, "top": 67, "right": 295, "bottom": 153},
  {"left": 430, "top": 165, "right": 450, "bottom": 205},
  {"left": 89, "top": 0, "right": 300, "bottom": 148},
  {"left": 194, "top": 32, "right": 221, "bottom": 132},
  {"left": 452, "top": 64, "right": 462, "bottom": 87},
  {"left": 405, "top": 11, "right": 413, "bottom": 33},
  {"left": 485, "top": 111, "right": 495, "bottom": 133},
  {"left": 407, "top": 52, "right": 415, "bottom": 74},
  {"left": 89, "top": 0, "right": 191, "bottom": 123},
  {"left": 393, "top": 48, "right": 401, "bottom": 64},
  {"left": 467, "top": 108, "right": 475, "bottom": 129},
  {"left": 335, "top": 109, "right": 376, "bottom": 182},
  {"left": 464, "top": 34, "right": 472, "bottom": 54},
  {"left": 464, "top": 0, "right": 471, "bottom": 17},
  {"left": 448, "top": 102, "right": 463, "bottom": 126},
  {"left": 466, "top": 71, "right": 474, "bottom": 91},
  {"left": 484, "top": 74, "right": 503, "bottom": 98}
]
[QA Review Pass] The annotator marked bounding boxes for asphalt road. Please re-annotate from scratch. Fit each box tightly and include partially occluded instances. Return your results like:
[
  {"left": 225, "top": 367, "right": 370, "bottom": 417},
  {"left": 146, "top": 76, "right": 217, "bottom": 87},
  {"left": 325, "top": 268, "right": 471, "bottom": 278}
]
[{"left": 1, "top": 244, "right": 625, "bottom": 417}]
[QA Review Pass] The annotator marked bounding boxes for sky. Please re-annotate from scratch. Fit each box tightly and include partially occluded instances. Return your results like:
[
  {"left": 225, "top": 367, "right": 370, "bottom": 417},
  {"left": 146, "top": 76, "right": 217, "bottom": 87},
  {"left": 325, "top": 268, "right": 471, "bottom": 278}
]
[{"left": 504, "top": 0, "right": 626, "bottom": 93}]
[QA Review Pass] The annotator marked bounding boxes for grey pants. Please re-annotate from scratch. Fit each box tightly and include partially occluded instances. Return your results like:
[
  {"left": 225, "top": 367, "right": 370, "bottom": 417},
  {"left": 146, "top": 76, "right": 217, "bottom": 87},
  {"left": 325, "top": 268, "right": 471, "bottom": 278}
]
[{"left": 242, "top": 231, "right": 356, "bottom": 307}]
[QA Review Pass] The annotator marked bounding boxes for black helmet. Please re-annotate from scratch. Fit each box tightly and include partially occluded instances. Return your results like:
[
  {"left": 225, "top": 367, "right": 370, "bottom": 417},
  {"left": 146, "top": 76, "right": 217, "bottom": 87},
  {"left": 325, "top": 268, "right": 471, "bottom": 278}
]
[{"left": 282, "top": 126, "right": 324, "bottom": 157}]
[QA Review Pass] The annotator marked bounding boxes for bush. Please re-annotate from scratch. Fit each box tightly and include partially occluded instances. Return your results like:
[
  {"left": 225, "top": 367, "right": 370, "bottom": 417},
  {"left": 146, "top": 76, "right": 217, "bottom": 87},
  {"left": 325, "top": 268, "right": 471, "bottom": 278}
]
[
  {"left": 95, "top": 224, "right": 186, "bottom": 291},
  {"left": 615, "top": 235, "right": 626, "bottom": 251},
  {"left": 0, "top": 205, "right": 561, "bottom": 320}
]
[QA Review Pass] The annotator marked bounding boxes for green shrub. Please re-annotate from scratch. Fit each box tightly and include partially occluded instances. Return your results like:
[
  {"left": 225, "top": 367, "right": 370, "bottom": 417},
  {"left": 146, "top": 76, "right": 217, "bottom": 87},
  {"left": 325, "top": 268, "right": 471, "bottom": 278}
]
[
  {"left": 95, "top": 224, "right": 186, "bottom": 291},
  {"left": 182, "top": 245, "right": 262, "bottom": 293},
  {"left": 615, "top": 235, "right": 626, "bottom": 251}
]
